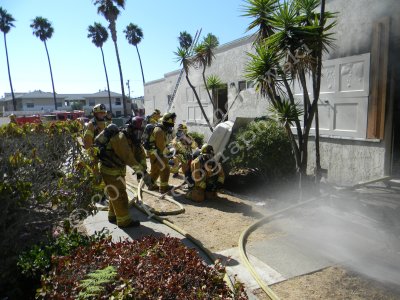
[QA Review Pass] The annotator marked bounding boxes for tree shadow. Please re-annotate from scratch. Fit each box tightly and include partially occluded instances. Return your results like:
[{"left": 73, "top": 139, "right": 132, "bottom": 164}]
[{"left": 170, "top": 192, "right": 264, "bottom": 219}]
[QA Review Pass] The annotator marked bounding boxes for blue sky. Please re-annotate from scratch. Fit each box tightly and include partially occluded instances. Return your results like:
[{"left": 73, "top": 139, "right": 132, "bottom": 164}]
[{"left": 0, "top": 0, "right": 255, "bottom": 99}]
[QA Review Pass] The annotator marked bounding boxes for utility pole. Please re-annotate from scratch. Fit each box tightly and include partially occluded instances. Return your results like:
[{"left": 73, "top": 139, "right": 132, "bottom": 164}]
[{"left": 126, "top": 80, "right": 131, "bottom": 99}]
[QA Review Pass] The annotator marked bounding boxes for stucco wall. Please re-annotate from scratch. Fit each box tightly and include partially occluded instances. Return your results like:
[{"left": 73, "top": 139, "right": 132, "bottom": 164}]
[
  {"left": 325, "top": 0, "right": 400, "bottom": 60},
  {"left": 307, "top": 138, "right": 386, "bottom": 185}
]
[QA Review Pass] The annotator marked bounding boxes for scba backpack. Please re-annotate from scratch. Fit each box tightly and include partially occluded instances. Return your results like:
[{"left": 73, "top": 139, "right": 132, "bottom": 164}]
[
  {"left": 142, "top": 123, "right": 158, "bottom": 150},
  {"left": 94, "top": 123, "right": 123, "bottom": 165}
]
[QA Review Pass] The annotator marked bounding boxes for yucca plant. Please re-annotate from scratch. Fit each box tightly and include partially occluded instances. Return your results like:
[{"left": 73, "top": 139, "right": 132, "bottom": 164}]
[
  {"left": 175, "top": 46, "right": 214, "bottom": 132},
  {"left": 244, "top": 0, "right": 336, "bottom": 186},
  {"left": 193, "top": 33, "right": 220, "bottom": 111}
]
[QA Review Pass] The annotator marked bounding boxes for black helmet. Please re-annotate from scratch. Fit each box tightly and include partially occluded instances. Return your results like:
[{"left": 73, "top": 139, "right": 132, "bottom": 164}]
[
  {"left": 201, "top": 143, "right": 214, "bottom": 155},
  {"left": 161, "top": 112, "right": 176, "bottom": 128}
]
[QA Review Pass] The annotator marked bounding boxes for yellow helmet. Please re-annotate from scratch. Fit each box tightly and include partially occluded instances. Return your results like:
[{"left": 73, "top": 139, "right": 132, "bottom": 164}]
[
  {"left": 161, "top": 112, "right": 176, "bottom": 127},
  {"left": 153, "top": 109, "right": 161, "bottom": 116},
  {"left": 9, "top": 113, "right": 16, "bottom": 119},
  {"left": 93, "top": 103, "right": 107, "bottom": 114},
  {"left": 177, "top": 123, "right": 188, "bottom": 132}
]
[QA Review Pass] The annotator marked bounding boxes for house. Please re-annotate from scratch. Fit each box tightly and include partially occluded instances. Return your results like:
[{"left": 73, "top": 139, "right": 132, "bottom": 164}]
[
  {"left": 144, "top": 0, "right": 400, "bottom": 185},
  {"left": 0, "top": 90, "right": 130, "bottom": 117}
]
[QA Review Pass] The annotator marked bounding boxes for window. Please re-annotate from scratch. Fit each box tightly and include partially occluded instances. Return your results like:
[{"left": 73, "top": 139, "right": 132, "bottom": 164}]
[
  {"left": 238, "top": 81, "right": 246, "bottom": 92},
  {"left": 26, "top": 103, "right": 34, "bottom": 108},
  {"left": 246, "top": 80, "right": 255, "bottom": 89},
  {"left": 57, "top": 102, "right": 62, "bottom": 108},
  {"left": 89, "top": 99, "right": 95, "bottom": 106},
  {"left": 115, "top": 98, "right": 121, "bottom": 106}
]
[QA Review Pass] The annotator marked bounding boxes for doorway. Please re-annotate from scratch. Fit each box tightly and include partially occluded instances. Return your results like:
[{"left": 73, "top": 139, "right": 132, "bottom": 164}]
[{"left": 214, "top": 85, "right": 228, "bottom": 124}]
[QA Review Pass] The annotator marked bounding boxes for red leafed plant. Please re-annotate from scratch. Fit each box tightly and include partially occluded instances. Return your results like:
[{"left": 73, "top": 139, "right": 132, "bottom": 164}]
[{"left": 37, "top": 235, "right": 248, "bottom": 299}]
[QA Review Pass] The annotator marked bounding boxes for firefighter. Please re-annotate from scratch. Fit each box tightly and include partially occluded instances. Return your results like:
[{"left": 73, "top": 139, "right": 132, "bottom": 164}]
[
  {"left": 83, "top": 103, "right": 110, "bottom": 149},
  {"left": 148, "top": 112, "right": 176, "bottom": 193},
  {"left": 97, "top": 116, "right": 150, "bottom": 228},
  {"left": 186, "top": 144, "right": 225, "bottom": 203},
  {"left": 170, "top": 123, "right": 198, "bottom": 178},
  {"left": 9, "top": 114, "right": 17, "bottom": 124},
  {"left": 146, "top": 109, "right": 161, "bottom": 125}
]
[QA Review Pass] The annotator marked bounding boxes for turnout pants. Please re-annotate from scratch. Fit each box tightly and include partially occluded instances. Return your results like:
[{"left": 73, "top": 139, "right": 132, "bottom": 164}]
[
  {"left": 101, "top": 173, "right": 132, "bottom": 227},
  {"left": 149, "top": 152, "right": 170, "bottom": 190}
]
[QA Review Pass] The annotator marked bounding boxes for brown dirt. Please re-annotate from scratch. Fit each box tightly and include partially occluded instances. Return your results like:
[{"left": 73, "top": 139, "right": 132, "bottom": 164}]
[{"left": 125, "top": 170, "right": 399, "bottom": 299}]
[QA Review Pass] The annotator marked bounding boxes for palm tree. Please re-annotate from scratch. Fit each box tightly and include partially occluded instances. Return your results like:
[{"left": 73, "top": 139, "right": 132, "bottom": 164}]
[
  {"left": 175, "top": 47, "right": 213, "bottom": 132},
  {"left": 94, "top": 0, "right": 129, "bottom": 116},
  {"left": 178, "top": 31, "right": 192, "bottom": 50},
  {"left": 30, "top": 17, "right": 57, "bottom": 110},
  {"left": 193, "top": 33, "right": 219, "bottom": 110},
  {"left": 244, "top": 0, "right": 336, "bottom": 188},
  {"left": 124, "top": 23, "right": 145, "bottom": 86},
  {"left": 87, "top": 22, "right": 112, "bottom": 113},
  {"left": 0, "top": 7, "right": 16, "bottom": 111}
]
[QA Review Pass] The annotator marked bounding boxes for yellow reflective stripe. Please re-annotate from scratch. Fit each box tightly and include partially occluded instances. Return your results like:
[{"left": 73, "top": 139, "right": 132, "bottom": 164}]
[
  {"left": 218, "top": 177, "right": 224, "bottom": 183},
  {"left": 100, "top": 164, "right": 126, "bottom": 176},
  {"left": 197, "top": 182, "right": 206, "bottom": 189},
  {"left": 117, "top": 214, "right": 131, "bottom": 225},
  {"left": 170, "top": 166, "right": 179, "bottom": 173},
  {"left": 131, "top": 165, "right": 144, "bottom": 173},
  {"left": 148, "top": 149, "right": 158, "bottom": 155},
  {"left": 85, "top": 130, "right": 94, "bottom": 137},
  {"left": 159, "top": 181, "right": 169, "bottom": 187}
]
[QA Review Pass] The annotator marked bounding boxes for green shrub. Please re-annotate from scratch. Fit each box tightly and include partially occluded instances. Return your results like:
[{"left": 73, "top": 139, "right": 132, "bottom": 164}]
[
  {"left": 0, "top": 121, "right": 101, "bottom": 298},
  {"left": 38, "top": 235, "right": 247, "bottom": 299},
  {"left": 227, "top": 119, "right": 295, "bottom": 182},
  {"left": 188, "top": 131, "right": 205, "bottom": 147},
  {"left": 17, "top": 229, "right": 109, "bottom": 279}
]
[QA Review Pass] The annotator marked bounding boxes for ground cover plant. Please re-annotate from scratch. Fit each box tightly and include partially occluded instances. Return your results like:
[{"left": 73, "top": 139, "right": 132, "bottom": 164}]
[{"left": 38, "top": 235, "right": 248, "bottom": 299}]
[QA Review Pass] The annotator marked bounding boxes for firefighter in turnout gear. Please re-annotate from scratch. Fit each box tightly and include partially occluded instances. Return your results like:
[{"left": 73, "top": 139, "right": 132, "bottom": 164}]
[
  {"left": 186, "top": 144, "right": 225, "bottom": 203},
  {"left": 83, "top": 103, "right": 110, "bottom": 150},
  {"left": 96, "top": 116, "right": 150, "bottom": 228},
  {"left": 170, "top": 123, "right": 198, "bottom": 178},
  {"left": 9, "top": 114, "right": 17, "bottom": 124},
  {"left": 148, "top": 112, "right": 176, "bottom": 193}
]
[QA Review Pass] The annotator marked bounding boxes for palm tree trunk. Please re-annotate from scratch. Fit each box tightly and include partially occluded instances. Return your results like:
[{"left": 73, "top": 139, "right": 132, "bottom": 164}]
[
  {"left": 44, "top": 41, "right": 57, "bottom": 110},
  {"left": 113, "top": 41, "right": 128, "bottom": 116},
  {"left": 135, "top": 45, "right": 145, "bottom": 86},
  {"left": 186, "top": 74, "right": 213, "bottom": 132},
  {"left": 202, "top": 65, "right": 216, "bottom": 110},
  {"left": 100, "top": 47, "right": 112, "bottom": 113},
  {"left": 313, "top": 0, "right": 326, "bottom": 184},
  {"left": 3, "top": 33, "right": 16, "bottom": 111}
]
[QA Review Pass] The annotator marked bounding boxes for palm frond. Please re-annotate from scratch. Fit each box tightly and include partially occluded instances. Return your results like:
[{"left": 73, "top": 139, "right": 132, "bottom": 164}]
[
  {"left": 268, "top": 99, "right": 303, "bottom": 126},
  {"left": 0, "top": 7, "right": 15, "bottom": 34},
  {"left": 174, "top": 47, "right": 193, "bottom": 74},
  {"left": 206, "top": 75, "right": 224, "bottom": 90},
  {"left": 241, "top": 0, "right": 279, "bottom": 42}
]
